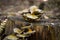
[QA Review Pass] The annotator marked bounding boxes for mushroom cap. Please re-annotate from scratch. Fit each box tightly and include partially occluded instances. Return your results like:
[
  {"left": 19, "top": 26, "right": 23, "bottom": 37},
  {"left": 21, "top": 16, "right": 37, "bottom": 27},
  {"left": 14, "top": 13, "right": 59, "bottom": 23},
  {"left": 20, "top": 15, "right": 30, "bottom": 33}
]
[
  {"left": 30, "top": 6, "right": 38, "bottom": 13},
  {"left": 6, "top": 34, "right": 18, "bottom": 40},
  {"left": 24, "top": 14, "right": 38, "bottom": 19},
  {"left": 29, "top": 6, "right": 43, "bottom": 14},
  {"left": 13, "top": 28, "right": 22, "bottom": 34}
]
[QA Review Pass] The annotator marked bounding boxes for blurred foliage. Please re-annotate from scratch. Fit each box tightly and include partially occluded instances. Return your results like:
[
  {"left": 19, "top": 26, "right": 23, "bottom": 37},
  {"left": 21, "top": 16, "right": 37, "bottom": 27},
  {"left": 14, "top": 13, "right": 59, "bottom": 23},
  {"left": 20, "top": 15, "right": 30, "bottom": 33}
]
[{"left": 45, "top": 0, "right": 60, "bottom": 10}]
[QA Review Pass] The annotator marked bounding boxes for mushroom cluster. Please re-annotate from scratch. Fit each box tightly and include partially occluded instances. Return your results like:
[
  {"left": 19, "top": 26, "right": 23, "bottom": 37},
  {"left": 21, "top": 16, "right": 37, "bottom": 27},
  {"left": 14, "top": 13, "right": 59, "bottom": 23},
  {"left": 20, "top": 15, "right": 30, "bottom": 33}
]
[
  {"left": 0, "top": 19, "right": 8, "bottom": 34},
  {"left": 21, "top": 6, "right": 44, "bottom": 22},
  {"left": 3, "top": 25, "right": 35, "bottom": 40}
]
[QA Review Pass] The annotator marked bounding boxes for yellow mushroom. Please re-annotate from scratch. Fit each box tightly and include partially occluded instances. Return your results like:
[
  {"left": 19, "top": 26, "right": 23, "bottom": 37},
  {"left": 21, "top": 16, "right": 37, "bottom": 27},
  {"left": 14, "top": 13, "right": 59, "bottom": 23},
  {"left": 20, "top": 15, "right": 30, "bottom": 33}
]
[
  {"left": 6, "top": 34, "right": 18, "bottom": 40},
  {"left": 13, "top": 28, "right": 22, "bottom": 34}
]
